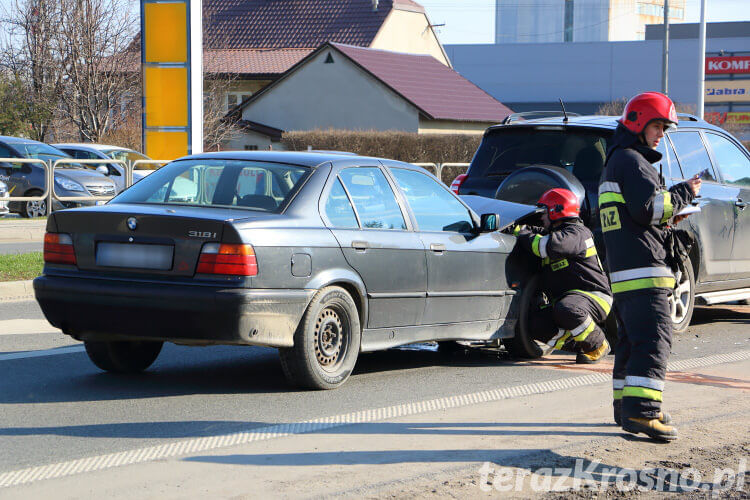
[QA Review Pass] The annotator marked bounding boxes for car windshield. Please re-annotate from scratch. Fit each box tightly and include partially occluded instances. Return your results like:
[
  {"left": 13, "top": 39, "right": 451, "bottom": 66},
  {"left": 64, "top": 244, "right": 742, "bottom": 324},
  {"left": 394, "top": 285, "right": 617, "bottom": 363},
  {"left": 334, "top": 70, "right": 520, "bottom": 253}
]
[
  {"left": 111, "top": 159, "right": 311, "bottom": 213},
  {"left": 471, "top": 127, "right": 612, "bottom": 183},
  {"left": 14, "top": 142, "right": 77, "bottom": 167},
  {"left": 104, "top": 149, "right": 151, "bottom": 165}
]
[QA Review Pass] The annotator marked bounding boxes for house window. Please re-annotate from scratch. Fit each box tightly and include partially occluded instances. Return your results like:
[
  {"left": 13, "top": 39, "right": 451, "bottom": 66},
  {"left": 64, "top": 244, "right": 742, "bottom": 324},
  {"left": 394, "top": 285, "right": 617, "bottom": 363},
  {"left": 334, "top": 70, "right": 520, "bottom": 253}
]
[
  {"left": 244, "top": 145, "right": 259, "bottom": 151},
  {"left": 226, "top": 92, "right": 252, "bottom": 111}
]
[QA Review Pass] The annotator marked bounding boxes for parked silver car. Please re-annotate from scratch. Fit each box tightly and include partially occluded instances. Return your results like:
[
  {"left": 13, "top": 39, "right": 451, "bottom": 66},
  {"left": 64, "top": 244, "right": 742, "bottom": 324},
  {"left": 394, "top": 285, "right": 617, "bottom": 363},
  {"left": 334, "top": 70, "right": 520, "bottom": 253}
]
[
  {"left": 53, "top": 143, "right": 154, "bottom": 193},
  {"left": 0, "top": 180, "right": 8, "bottom": 217}
]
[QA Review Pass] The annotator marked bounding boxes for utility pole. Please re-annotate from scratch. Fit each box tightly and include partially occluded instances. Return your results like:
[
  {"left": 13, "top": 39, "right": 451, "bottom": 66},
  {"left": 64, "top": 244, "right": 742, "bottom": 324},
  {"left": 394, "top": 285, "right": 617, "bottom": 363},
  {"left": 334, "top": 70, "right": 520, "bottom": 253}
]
[
  {"left": 662, "top": 0, "right": 669, "bottom": 94},
  {"left": 697, "top": 0, "right": 707, "bottom": 119}
]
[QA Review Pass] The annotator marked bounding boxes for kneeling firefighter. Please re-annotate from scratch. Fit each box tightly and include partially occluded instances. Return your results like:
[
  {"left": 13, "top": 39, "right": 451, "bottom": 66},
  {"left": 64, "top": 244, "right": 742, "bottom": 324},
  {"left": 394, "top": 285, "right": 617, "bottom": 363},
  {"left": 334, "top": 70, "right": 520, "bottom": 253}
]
[
  {"left": 599, "top": 92, "right": 701, "bottom": 442},
  {"left": 515, "top": 188, "right": 613, "bottom": 364}
]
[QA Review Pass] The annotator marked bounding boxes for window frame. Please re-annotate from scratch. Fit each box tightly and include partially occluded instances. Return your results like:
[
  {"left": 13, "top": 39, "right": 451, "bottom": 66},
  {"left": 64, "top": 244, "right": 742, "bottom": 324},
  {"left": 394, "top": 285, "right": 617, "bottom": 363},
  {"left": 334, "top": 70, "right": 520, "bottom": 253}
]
[
  {"left": 701, "top": 130, "right": 750, "bottom": 187},
  {"left": 386, "top": 166, "right": 477, "bottom": 234}
]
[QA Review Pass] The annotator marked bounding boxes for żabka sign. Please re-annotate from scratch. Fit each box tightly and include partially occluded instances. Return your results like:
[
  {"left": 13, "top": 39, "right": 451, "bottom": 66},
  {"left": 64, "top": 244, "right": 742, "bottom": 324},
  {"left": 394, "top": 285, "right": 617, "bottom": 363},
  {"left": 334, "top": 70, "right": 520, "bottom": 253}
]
[{"left": 706, "top": 56, "right": 750, "bottom": 74}]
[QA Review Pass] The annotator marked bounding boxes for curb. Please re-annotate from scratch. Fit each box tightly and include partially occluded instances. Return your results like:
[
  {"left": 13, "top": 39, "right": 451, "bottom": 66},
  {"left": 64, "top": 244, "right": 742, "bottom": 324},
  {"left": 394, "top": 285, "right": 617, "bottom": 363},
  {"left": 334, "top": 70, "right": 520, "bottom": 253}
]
[
  {"left": 0, "top": 221, "right": 46, "bottom": 242},
  {"left": 0, "top": 280, "right": 34, "bottom": 302}
]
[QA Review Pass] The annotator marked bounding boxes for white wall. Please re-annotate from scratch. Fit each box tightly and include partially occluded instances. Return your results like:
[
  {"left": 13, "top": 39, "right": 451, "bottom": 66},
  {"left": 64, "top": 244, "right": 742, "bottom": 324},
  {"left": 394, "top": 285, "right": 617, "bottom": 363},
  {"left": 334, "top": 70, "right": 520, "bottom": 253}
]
[
  {"left": 371, "top": 9, "right": 450, "bottom": 67},
  {"left": 240, "top": 48, "right": 421, "bottom": 132}
]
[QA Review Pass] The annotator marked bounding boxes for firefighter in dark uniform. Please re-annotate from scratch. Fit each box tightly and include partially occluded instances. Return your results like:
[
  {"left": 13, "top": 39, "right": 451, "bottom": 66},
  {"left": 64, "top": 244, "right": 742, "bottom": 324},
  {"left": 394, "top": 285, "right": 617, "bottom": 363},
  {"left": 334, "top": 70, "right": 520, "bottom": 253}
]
[
  {"left": 599, "top": 92, "right": 701, "bottom": 441},
  {"left": 516, "top": 188, "right": 613, "bottom": 364}
]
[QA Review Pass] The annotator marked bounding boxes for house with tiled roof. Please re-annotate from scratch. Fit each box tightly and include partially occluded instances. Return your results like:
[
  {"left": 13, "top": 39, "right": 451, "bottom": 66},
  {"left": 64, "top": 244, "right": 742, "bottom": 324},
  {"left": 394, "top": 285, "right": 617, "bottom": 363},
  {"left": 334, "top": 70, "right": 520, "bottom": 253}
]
[
  {"left": 226, "top": 43, "right": 513, "bottom": 150},
  {"left": 199, "top": 0, "right": 451, "bottom": 112}
]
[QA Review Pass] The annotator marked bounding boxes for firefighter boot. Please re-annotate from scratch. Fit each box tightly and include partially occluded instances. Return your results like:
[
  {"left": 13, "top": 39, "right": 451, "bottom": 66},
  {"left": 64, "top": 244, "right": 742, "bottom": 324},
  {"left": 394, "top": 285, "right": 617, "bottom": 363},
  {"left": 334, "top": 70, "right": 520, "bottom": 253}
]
[
  {"left": 622, "top": 417, "right": 678, "bottom": 442},
  {"left": 576, "top": 339, "right": 610, "bottom": 364},
  {"left": 614, "top": 401, "right": 672, "bottom": 426}
]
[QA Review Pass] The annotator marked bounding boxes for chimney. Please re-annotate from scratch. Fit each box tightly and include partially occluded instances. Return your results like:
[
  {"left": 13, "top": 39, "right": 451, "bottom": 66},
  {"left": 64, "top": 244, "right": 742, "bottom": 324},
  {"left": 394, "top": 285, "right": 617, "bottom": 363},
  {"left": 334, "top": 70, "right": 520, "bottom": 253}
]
[{"left": 372, "top": 0, "right": 378, "bottom": 11}]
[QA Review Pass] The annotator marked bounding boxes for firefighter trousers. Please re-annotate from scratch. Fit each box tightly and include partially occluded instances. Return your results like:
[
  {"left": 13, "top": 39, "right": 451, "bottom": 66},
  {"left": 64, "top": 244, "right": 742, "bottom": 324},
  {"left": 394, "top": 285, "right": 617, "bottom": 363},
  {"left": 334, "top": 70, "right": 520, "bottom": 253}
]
[
  {"left": 612, "top": 289, "right": 672, "bottom": 420},
  {"left": 531, "top": 292, "right": 608, "bottom": 353}
]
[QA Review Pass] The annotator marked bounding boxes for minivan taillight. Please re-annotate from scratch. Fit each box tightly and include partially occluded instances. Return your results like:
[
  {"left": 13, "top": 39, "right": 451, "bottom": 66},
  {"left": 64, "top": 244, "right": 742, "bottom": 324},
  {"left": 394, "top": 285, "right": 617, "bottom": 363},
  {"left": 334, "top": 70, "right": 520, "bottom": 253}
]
[
  {"left": 43, "top": 233, "right": 76, "bottom": 265},
  {"left": 450, "top": 174, "right": 468, "bottom": 194},
  {"left": 196, "top": 243, "right": 258, "bottom": 276}
]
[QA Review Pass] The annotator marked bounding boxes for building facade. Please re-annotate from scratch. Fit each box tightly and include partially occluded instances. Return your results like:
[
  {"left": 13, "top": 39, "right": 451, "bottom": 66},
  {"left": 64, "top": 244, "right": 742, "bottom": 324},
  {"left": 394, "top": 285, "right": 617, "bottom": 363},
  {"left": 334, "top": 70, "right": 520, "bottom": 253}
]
[{"left": 495, "top": 0, "right": 685, "bottom": 43}]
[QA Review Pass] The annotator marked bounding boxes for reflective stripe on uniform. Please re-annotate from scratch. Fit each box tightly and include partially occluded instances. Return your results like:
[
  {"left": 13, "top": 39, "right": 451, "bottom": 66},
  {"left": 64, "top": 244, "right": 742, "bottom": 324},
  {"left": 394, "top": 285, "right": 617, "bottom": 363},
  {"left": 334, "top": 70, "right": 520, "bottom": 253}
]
[
  {"left": 571, "top": 316, "right": 596, "bottom": 342},
  {"left": 613, "top": 379, "right": 625, "bottom": 390},
  {"left": 613, "top": 389, "right": 623, "bottom": 400},
  {"left": 609, "top": 266, "right": 676, "bottom": 294},
  {"left": 538, "top": 235, "right": 549, "bottom": 259},
  {"left": 625, "top": 375, "right": 665, "bottom": 391},
  {"left": 598, "top": 192, "right": 625, "bottom": 205},
  {"left": 599, "top": 181, "right": 622, "bottom": 195},
  {"left": 570, "top": 289, "right": 613, "bottom": 316},
  {"left": 548, "top": 329, "right": 571, "bottom": 350},
  {"left": 651, "top": 190, "right": 674, "bottom": 225},
  {"left": 583, "top": 238, "right": 597, "bottom": 258},
  {"left": 531, "top": 234, "right": 542, "bottom": 257},
  {"left": 622, "top": 386, "right": 663, "bottom": 402}
]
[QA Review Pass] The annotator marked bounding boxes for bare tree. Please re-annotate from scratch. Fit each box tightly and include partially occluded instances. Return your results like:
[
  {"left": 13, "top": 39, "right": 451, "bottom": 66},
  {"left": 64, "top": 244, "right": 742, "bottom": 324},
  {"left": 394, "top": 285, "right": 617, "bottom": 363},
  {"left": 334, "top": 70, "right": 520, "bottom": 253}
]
[
  {"left": 0, "top": 0, "right": 65, "bottom": 140},
  {"left": 56, "top": 0, "right": 138, "bottom": 142},
  {"left": 203, "top": 74, "right": 242, "bottom": 151}
]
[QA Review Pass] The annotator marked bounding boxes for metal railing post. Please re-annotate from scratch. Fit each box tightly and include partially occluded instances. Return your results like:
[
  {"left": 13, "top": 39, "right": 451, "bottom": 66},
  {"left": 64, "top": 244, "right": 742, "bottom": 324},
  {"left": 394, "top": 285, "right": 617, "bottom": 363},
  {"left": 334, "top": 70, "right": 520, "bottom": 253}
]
[
  {"left": 0, "top": 158, "right": 51, "bottom": 217},
  {"left": 47, "top": 159, "right": 53, "bottom": 216}
]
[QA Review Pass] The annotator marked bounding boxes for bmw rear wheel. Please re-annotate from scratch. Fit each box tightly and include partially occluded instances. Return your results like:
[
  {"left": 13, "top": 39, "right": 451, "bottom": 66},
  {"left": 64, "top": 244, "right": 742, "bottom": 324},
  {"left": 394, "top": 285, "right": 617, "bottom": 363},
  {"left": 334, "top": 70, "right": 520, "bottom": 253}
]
[
  {"left": 84, "top": 340, "right": 163, "bottom": 373},
  {"left": 279, "top": 286, "right": 361, "bottom": 390}
]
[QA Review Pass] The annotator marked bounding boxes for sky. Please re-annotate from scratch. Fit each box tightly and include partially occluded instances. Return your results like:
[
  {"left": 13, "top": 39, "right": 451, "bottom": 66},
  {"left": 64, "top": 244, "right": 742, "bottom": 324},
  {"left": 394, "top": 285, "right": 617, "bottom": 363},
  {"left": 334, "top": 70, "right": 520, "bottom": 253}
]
[{"left": 418, "top": 0, "right": 750, "bottom": 44}]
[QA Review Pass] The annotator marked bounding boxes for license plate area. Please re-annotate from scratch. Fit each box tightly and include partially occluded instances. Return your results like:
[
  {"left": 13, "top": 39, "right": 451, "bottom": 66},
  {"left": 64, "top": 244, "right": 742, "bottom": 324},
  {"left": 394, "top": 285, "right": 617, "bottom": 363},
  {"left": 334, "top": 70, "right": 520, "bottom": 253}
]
[{"left": 96, "top": 242, "right": 174, "bottom": 270}]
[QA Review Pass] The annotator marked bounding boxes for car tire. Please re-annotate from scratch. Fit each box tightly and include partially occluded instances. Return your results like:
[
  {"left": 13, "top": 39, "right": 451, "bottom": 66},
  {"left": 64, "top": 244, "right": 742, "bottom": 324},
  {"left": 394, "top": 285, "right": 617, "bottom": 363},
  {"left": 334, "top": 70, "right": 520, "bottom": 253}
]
[
  {"left": 21, "top": 189, "right": 46, "bottom": 218},
  {"left": 279, "top": 286, "right": 361, "bottom": 390},
  {"left": 504, "top": 275, "right": 544, "bottom": 359},
  {"left": 669, "top": 256, "right": 695, "bottom": 334},
  {"left": 84, "top": 340, "right": 163, "bottom": 373}
]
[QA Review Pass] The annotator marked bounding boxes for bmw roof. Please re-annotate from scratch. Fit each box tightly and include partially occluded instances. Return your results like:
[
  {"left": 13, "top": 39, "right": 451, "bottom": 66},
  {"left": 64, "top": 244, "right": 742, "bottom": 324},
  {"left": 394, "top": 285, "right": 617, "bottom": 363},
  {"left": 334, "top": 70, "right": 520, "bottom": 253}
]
[{"left": 178, "top": 150, "right": 393, "bottom": 168}]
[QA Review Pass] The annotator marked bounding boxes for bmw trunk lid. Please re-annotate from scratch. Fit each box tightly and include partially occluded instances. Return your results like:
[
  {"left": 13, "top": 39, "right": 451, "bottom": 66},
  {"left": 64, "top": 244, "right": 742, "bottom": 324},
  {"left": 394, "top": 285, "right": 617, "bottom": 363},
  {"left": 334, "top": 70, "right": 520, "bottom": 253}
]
[{"left": 47, "top": 204, "right": 243, "bottom": 277}]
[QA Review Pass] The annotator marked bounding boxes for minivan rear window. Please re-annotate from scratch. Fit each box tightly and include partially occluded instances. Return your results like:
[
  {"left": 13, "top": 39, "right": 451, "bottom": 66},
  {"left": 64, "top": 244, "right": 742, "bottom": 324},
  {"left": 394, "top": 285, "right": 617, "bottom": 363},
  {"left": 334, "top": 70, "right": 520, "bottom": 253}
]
[{"left": 470, "top": 128, "right": 611, "bottom": 183}]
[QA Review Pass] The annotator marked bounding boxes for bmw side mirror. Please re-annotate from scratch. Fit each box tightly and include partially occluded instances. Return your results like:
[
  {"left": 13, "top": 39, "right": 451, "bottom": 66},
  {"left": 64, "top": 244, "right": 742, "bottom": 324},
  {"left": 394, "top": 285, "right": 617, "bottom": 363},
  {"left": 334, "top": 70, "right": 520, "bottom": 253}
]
[
  {"left": 480, "top": 213, "right": 499, "bottom": 232},
  {"left": 96, "top": 165, "right": 110, "bottom": 176}
]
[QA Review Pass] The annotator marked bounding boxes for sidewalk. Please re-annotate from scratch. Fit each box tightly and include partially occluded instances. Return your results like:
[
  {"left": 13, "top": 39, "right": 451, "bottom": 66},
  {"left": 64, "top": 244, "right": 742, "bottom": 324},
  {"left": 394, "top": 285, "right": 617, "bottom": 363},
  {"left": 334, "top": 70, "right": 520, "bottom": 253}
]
[
  {"left": 3, "top": 356, "right": 748, "bottom": 498},
  {"left": 0, "top": 219, "right": 46, "bottom": 242}
]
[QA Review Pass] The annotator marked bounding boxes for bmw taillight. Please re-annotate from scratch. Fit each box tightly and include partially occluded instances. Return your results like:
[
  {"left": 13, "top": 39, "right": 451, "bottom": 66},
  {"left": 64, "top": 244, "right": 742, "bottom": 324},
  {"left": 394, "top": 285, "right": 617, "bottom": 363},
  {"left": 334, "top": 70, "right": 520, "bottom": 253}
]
[
  {"left": 43, "top": 233, "right": 76, "bottom": 265},
  {"left": 450, "top": 174, "right": 468, "bottom": 194},
  {"left": 196, "top": 243, "right": 258, "bottom": 276}
]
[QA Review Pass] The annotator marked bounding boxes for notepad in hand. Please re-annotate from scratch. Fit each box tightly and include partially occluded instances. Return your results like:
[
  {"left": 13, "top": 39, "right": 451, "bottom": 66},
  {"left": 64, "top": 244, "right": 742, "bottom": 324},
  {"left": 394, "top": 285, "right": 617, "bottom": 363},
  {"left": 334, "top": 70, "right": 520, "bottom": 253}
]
[{"left": 676, "top": 205, "right": 701, "bottom": 216}]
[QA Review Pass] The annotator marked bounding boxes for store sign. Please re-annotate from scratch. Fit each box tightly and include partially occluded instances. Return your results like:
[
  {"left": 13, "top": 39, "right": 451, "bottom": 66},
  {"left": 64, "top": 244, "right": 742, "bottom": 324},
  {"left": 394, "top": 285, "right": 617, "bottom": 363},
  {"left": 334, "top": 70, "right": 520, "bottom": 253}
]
[
  {"left": 705, "top": 80, "right": 750, "bottom": 102},
  {"left": 706, "top": 56, "right": 750, "bottom": 75},
  {"left": 705, "top": 112, "right": 750, "bottom": 125}
]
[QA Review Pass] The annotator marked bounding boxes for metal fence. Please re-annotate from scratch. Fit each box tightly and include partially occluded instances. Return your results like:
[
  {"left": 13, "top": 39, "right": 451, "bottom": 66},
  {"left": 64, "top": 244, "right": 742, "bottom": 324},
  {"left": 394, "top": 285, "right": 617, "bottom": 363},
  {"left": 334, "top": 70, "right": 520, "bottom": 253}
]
[
  {"left": 0, "top": 158, "right": 170, "bottom": 216},
  {"left": 412, "top": 162, "right": 470, "bottom": 185}
]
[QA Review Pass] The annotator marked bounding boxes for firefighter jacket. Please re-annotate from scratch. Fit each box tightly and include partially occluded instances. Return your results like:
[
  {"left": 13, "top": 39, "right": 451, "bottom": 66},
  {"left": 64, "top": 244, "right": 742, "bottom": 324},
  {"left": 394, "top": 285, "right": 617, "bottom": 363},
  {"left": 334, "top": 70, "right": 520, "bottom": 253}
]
[
  {"left": 599, "top": 124, "right": 694, "bottom": 294},
  {"left": 516, "top": 219, "right": 613, "bottom": 314}
]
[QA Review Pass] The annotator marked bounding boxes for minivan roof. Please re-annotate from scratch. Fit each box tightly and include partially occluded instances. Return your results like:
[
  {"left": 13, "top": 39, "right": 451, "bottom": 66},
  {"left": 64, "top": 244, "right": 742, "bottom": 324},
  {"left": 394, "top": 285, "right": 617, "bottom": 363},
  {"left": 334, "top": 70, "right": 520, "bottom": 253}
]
[{"left": 485, "top": 114, "right": 726, "bottom": 134}]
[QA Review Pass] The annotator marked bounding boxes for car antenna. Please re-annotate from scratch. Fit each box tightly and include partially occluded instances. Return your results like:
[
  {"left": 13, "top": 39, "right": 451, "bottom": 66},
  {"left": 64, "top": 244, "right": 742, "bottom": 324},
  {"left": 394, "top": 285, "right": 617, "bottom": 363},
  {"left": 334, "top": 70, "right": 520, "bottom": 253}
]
[{"left": 559, "top": 98, "right": 569, "bottom": 123}]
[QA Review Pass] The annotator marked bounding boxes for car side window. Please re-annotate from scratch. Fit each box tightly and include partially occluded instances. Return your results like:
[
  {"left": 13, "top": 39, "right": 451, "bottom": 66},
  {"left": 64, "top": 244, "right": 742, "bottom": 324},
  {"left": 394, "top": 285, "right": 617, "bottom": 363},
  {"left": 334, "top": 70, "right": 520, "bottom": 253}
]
[
  {"left": 655, "top": 136, "right": 678, "bottom": 180},
  {"left": 0, "top": 144, "right": 14, "bottom": 159},
  {"left": 390, "top": 168, "right": 474, "bottom": 233},
  {"left": 669, "top": 131, "right": 717, "bottom": 181},
  {"left": 339, "top": 167, "right": 406, "bottom": 230},
  {"left": 704, "top": 133, "right": 750, "bottom": 187},
  {"left": 324, "top": 178, "right": 359, "bottom": 228}
]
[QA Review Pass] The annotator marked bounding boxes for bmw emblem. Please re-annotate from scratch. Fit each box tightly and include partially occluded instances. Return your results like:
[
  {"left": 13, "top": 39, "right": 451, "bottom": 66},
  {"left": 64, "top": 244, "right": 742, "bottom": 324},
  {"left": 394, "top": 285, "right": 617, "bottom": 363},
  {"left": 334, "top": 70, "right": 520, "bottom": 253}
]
[{"left": 127, "top": 217, "right": 138, "bottom": 231}]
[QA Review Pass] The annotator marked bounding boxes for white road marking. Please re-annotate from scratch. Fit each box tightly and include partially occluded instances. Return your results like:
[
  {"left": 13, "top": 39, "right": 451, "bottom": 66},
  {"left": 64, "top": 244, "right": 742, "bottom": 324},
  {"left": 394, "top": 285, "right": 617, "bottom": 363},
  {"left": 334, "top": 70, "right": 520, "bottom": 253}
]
[
  {"left": 0, "top": 319, "right": 59, "bottom": 336},
  {"left": 0, "top": 349, "right": 748, "bottom": 489},
  {"left": 0, "top": 345, "right": 85, "bottom": 362}
]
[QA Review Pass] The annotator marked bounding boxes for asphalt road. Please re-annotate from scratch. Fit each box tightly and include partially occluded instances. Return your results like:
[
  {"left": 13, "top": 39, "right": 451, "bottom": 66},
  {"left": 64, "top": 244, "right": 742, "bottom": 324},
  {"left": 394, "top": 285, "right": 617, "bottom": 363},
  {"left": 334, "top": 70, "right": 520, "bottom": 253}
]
[{"left": 0, "top": 300, "right": 748, "bottom": 478}]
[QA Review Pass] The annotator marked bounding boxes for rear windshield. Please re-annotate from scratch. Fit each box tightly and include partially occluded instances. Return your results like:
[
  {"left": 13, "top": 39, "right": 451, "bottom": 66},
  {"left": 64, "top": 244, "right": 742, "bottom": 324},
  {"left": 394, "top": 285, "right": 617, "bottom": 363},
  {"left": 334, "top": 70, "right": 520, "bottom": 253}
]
[
  {"left": 470, "top": 127, "right": 612, "bottom": 183},
  {"left": 112, "top": 159, "right": 311, "bottom": 213}
]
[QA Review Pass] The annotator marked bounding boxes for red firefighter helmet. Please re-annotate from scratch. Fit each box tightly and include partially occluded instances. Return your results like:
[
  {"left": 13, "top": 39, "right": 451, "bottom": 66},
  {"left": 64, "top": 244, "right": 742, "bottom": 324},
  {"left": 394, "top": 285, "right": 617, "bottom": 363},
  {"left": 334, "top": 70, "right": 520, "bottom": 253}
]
[
  {"left": 537, "top": 188, "right": 580, "bottom": 221},
  {"left": 619, "top": 92, "right": 678, "bottom": 134}
]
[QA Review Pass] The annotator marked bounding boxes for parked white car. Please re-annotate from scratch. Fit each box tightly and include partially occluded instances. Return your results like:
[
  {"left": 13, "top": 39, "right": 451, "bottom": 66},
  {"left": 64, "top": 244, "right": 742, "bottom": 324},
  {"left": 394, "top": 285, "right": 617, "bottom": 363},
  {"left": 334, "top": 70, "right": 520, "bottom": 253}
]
[{"left": 52, "top": 144, "right": 157, "bottom": 193}]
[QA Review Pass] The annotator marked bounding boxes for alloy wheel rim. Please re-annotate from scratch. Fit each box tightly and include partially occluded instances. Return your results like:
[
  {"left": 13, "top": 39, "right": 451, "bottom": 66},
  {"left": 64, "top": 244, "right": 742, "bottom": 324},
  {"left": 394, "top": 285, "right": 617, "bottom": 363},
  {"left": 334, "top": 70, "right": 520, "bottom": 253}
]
[
  {"left": 668, "top": 272, "right": 691, "bottom": 324},
  {"left": 26, "top": 200, "right": 46, "bottom": 218}
]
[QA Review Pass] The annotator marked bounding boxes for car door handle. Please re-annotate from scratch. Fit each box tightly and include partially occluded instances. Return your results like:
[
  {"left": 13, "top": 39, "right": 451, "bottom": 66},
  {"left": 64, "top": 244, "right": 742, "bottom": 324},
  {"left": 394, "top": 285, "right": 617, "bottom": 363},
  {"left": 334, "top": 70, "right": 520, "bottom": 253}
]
[
  {"left": 430, "top": 243, "right": 446, "bottom": 253},
  {"left": 351, "top": 240, "right": 369, "bottom": 251},
  {"left": 736, "top": 199, "right": 747, "bottom": 209}
]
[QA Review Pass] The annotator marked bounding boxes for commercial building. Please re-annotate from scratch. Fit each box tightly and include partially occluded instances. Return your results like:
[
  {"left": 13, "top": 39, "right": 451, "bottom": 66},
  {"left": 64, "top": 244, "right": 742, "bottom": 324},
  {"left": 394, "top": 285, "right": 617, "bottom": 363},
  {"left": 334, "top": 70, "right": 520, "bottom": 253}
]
[
  {"left": 447, "top": 21, "right": 750, "bottom": 138},
  {"left": 495, "top": 0, "right": 685, "bottom": 43}
]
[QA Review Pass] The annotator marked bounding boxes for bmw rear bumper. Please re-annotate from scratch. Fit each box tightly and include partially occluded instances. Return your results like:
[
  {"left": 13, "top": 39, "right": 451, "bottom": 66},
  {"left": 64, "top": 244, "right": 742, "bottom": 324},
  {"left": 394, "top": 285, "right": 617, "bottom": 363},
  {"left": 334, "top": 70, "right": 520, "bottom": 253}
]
[{"left": 33, "top": 275, "right": 315, "bottom": 347}]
